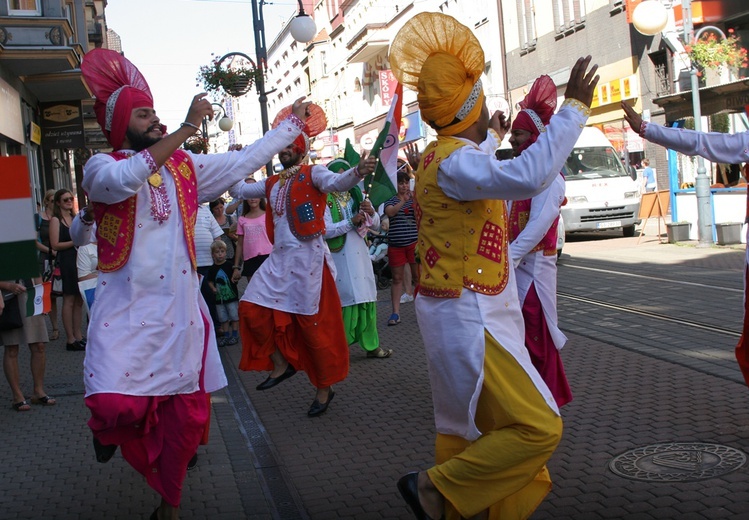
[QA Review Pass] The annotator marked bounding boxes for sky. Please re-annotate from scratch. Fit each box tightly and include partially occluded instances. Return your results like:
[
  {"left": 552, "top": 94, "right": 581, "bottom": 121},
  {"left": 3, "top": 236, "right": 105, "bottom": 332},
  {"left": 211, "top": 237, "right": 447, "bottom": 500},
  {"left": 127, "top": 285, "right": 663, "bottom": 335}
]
[{"left": 105, "top": 0, "right": 301, "bottom": 132}]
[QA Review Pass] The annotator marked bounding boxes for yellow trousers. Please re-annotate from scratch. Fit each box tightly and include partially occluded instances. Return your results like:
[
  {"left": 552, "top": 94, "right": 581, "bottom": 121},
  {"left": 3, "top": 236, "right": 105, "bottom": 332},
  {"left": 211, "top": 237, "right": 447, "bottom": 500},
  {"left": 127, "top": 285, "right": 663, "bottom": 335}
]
[{"left": 427, "top": 330, "right": 563, "bottom": 519}]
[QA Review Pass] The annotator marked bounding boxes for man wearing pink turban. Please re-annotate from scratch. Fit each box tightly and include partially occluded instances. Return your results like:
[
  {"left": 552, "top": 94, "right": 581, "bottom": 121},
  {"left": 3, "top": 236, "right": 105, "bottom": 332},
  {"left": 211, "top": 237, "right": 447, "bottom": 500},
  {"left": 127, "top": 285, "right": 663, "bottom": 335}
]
[
  {"left": 79, "top": 48, "right": 310, "bottom": 520},
  {"left": 508, "top": 75, "right": 573, "bottom": 409}
]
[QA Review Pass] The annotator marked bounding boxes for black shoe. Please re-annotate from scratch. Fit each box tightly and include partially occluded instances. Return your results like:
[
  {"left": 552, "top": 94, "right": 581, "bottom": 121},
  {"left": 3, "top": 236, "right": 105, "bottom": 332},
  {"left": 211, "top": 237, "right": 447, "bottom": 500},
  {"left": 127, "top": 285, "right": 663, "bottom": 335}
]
[
  {"left": 93, "top": 437, "right": 117, "bottom": 463},
  {"left": 256, "top": 363, "right": 296, "bottom": 391},
  {"left": 307, "top": 390, "right": 335, "bottom": 417},
  {"left": 397, "top": 472, "right": 433, "bottom": 520},
  {"left": 187, "top": 453, "right": 198, "bottom": 471},
  {"left": 78, "top": 337, "right": 87, "bottom": 346},
  {"left": 66, "top": 341, "right": 85, "bottom": 351}
]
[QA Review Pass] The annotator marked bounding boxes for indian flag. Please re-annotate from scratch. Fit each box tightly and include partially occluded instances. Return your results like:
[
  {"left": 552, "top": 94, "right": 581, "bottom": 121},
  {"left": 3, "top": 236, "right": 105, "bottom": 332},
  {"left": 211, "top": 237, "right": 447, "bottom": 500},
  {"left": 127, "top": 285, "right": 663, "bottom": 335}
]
[
  {"left": 26, "top": 282, "right": 52, "bottom": 317},
  {"left": 364, "top": 83, "right": 403, "bottom": 208},
  {"left": 0, "top": 156, "right": 40, "bottom": 279}
]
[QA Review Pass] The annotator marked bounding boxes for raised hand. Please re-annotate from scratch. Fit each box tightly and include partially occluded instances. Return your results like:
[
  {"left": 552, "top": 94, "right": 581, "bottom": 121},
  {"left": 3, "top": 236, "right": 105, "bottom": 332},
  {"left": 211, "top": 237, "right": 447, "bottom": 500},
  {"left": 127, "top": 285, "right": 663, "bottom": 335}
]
[
  {"left": 405, "top": 142, "right": 421, "bottom": 171},
  {"left": 184, "top": 93, "right": 213, "bottom": 130},
  {"left": 564, "top": 56, "right": 599, "bottom": 108},
  {"left": 356, "top": 151, "right": 378, "bottom": 177},
  {"left": 489, "top": 110, "right": 511, "bottom": 141},
  {"left": 292, "top": 96, "right": 312, "bottom": 123},
  {"left": 621, "top": 101, "right": 643, "bottom": 133}
]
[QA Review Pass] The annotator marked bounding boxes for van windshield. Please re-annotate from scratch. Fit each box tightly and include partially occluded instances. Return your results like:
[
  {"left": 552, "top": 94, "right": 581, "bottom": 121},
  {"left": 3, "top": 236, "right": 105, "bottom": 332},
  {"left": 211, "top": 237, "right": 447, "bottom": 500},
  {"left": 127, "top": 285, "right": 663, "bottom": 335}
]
[{"left": 563, "top": 146, "right": 629, "bottom": 180}]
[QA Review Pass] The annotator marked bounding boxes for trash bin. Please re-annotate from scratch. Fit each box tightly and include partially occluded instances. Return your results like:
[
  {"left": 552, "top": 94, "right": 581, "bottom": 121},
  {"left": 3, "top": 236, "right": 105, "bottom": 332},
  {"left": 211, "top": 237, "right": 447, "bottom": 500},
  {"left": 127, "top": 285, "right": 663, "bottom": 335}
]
[
  {"left": 666, "top": 222, "right": 690, "bottom": 243},
  {"left": 716, "top": 222, "right": 742, "bottom": 245}
]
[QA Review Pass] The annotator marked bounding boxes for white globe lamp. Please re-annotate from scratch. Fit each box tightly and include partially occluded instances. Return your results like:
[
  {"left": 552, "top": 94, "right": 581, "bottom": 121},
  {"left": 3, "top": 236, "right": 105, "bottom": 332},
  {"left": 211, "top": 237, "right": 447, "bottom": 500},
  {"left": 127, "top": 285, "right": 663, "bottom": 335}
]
[
  {"left": 218, "top": 116, "right": 234, "bottom": 132},
  {"left": 290, "top": 14, "right": 317, "bottom": 43},
  {"left": 632, "top": 1, "right": 669, "bottom": 36}
]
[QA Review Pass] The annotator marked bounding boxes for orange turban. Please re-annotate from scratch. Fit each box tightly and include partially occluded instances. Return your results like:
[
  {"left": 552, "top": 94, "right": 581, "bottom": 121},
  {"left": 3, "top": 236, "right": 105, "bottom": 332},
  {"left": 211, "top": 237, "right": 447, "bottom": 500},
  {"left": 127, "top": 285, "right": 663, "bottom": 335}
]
[{"left": 389, "top": 13, "right": 485, "bottom": 136}]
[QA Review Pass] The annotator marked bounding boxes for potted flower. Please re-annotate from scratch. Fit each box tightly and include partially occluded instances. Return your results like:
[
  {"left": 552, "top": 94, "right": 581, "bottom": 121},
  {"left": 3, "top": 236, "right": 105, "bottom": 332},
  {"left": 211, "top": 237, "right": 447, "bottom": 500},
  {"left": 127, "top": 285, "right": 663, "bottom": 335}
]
[
  {"left": 184, "top": 135, "right": 209, "bottom": 154},
  {"left": 685, "top": 29, "right": 748, "bottom": 74},
  {"left": 196, "top": 54, "right": 260, "bottom": 97}
]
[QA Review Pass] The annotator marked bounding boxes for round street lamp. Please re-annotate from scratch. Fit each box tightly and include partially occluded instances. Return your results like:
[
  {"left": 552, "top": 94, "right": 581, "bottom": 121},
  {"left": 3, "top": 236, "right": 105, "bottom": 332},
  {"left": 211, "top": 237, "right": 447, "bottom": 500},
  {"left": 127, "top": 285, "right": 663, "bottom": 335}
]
[
  {"left": 632, "top": 0, "right": 668, "bottom": 36},
  {"left": 289, "top": 0, "right": 317, "bottom": 43}
]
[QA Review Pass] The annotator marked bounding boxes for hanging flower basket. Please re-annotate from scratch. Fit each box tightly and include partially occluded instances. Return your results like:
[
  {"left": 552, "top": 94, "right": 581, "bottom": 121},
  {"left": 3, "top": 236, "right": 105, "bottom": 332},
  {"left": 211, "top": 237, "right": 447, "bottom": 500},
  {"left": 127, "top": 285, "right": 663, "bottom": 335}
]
[
  {"left": 184, "top": 135, "right": 209, "bottom": 154},
  {"left": 196, "top": 53, "right": 261, "bottom": 97},
  {"left": 685, "top": 30, "right": 748, "bottom": 73}
]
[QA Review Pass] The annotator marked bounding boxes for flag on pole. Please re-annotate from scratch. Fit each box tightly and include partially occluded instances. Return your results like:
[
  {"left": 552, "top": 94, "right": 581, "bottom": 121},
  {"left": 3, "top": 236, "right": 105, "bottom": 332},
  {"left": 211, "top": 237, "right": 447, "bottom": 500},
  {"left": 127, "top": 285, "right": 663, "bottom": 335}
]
[
  {"left": 0, "top": 156, "right": 40, "bottom": 279},
  {"left": 343, "top": 138, "right": 360, "bottom": 167},
  {"left": 26, "top": 282, "right": 52, "bottom": 317},
  {"left": 364, "top": 83, "right": 403, "bottom": 208}
]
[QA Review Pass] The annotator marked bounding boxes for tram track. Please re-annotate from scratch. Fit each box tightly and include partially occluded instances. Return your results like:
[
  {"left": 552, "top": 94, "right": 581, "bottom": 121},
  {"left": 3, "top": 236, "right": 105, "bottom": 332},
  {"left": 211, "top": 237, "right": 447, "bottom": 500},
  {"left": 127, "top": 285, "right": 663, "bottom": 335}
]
[{"left": 557, "top": 291, "right": 741, "bottom": 338}]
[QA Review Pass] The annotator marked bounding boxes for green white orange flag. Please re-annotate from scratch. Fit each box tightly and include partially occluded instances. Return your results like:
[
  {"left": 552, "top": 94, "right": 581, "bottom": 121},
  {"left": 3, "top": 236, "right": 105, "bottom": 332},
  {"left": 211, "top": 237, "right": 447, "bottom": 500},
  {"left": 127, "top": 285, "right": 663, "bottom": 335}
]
[
  {"left": 26, "top": 282, "right": 52, "bottom": 317},
  {"left": 364, "top": 82, "right": 403, "bottom": 208},
  {"left": 0, "top": 156, "right": 40, "bottom": 279}
]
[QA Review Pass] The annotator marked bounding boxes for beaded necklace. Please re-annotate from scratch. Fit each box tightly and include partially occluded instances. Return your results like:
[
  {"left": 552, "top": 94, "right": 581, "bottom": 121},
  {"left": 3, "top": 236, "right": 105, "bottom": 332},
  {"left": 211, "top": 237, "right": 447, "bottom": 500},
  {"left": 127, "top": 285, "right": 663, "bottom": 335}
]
[
  {"left": 122, "top": 150, "right": 171, "bottom": 224},
  {"left": 274, "top": 165, "right": 300, "bottom": 216}
]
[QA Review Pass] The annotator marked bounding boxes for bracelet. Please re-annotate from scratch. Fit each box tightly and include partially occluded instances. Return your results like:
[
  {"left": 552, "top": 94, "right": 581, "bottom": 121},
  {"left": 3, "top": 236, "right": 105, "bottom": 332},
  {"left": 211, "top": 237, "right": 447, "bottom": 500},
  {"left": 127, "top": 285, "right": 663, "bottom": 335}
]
[
  {"left": 232, "top": 265, "right": 241, "bottom": 270},
  {"left": 180, "top": 121, "right": 200, "bottom": 132}
]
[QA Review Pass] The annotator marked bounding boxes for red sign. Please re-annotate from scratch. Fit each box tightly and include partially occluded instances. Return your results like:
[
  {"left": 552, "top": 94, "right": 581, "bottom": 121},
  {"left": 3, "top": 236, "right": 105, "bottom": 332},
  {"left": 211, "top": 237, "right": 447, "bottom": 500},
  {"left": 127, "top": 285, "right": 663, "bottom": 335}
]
[{"left": 379, "top": 70, "right": 398, "bottom": 107}]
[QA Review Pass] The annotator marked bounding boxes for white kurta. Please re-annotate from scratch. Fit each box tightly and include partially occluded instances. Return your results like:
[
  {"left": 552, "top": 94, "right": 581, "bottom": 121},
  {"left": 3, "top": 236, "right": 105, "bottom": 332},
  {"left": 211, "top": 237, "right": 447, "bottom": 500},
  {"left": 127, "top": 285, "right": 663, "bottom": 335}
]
[
  {"left": 234, "top": 165, "right": 365, "bottom": 315},
  {"left": 415, "top": 101, "right": 588, "bottom": 441},
  {"left": 323, "top": 196, "right": 381, "bottom": 306},
  {"left": 644, "top": 123, "right": 749, "bottom": 264},
  {"left": 509, "top": 174, "right": 568, "bottom": 350},
  {"left": 81, "top": 119, "right": 301, "bottom": 397}
]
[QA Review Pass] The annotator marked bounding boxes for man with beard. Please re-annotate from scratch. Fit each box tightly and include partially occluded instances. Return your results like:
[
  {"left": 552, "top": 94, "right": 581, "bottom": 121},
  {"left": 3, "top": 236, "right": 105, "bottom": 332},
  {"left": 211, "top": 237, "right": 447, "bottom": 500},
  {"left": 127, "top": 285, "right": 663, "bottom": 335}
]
[
  {"left": 233, "top": 109, "right": 377, "bottom": 417},
  {"left": 79, "top": 48, "right": 310, "bottom": 520},
  {"left": 507, "top": 75, "right": 573, "bottom": 409}
]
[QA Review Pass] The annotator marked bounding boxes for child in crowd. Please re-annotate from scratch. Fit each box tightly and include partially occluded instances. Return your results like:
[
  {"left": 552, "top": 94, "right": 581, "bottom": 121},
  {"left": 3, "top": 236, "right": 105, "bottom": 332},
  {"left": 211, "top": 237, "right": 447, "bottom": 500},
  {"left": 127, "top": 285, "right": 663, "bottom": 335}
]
[
  {"left": 207, "top": 240, "right": 239, "bottom": 346},
  {"left": 232, "top": 195, "right": 272, "bottom": 284}
]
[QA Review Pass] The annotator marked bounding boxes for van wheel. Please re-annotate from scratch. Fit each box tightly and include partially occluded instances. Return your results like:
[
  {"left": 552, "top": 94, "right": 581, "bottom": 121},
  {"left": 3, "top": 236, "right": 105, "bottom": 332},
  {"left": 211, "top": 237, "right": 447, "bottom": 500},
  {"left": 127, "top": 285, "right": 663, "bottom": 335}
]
[{"left": 622, "top": 225, "right": 636, "bottom": 237}]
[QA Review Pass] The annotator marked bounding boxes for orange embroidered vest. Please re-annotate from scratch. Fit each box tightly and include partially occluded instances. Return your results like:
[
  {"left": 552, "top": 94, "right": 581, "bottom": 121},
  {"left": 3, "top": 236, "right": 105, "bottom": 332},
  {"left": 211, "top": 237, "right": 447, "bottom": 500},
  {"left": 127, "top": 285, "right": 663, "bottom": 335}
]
[
  {"left": 93, "top": 150, "right": 198, "bottom": 272},
  {"left": 264, "top": 164, "right": 326, "bottom": 243},
  {"left": 416, "top": 137, "right": 510, "bottom": 298}
]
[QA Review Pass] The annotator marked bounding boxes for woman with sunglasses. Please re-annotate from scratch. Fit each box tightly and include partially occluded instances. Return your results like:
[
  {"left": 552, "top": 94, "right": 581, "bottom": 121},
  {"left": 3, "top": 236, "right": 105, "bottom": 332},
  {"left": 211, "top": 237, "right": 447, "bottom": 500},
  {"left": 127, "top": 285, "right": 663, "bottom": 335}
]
[
  {"left": 36, "top": 189, "right": 60, "bottom": 340},
  {"left": 49, "top": 189, "right": 85, "bottom": 351}
]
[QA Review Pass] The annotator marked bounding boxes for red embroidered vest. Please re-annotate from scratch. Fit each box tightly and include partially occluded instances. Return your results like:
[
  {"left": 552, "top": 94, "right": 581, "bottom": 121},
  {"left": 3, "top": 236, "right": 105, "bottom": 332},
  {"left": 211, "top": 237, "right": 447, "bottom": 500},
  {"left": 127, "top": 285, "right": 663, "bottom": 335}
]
[
  {"left": 264, "top": 164, "right": 326, "bottom": 243},
  {"left": 93, "top": 150, "right": 198, "bottom": 272},
  {"left": 508, "top": 190, "right": 560, "bottom": 257}
]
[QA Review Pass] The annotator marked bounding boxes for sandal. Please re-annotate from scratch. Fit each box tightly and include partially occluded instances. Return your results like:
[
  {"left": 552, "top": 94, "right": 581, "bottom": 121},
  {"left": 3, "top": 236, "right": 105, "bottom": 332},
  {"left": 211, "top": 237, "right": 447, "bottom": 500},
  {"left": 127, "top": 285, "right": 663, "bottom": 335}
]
[
  {"left": 367, "top": 347, "right": 394, "bottom": 358},
  {"left": 31, "top": 395, "right": 56, "bottom": 406},
  {"left": 387, "top": 313, "right": 401, "bottom": 326},
  {"left": 49, "top": 329, "right": 59, "bottom": 341},
  {"left": 12, "top": 400, "right": 31, "bottom": 412}
]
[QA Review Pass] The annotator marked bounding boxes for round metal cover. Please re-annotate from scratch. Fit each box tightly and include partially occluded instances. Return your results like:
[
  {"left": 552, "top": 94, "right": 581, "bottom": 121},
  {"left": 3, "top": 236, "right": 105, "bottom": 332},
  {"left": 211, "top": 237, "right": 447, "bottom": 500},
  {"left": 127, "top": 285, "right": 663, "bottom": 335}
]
[{"left": 609, "top": 443, "right": 747, "bottom": 482}]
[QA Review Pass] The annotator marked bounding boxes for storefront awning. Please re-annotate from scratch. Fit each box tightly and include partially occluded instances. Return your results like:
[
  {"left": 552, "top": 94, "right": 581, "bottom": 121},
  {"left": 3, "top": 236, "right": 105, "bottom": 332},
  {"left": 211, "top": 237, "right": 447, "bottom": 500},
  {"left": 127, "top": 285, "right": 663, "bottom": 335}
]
[{"left": 652, "top": 78, "right": 749, "bottom": 121}]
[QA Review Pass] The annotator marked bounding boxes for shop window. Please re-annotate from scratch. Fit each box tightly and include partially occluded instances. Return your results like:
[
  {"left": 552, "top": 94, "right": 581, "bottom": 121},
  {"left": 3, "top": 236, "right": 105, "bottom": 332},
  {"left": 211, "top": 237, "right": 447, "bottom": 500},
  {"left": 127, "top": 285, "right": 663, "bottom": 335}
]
[{"left": 8, "top": 0, "right": 41, "bottom": 15}]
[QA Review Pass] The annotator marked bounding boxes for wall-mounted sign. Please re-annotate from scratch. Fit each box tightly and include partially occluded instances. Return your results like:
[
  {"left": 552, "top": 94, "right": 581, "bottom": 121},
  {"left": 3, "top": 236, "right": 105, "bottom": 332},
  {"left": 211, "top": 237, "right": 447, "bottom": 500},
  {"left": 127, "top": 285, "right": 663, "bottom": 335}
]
[
  {"left": 28, "top": 122, "right": 42, "bottom": 145},
  {"left": 40, "top": 101, "right": 85, "bottom": 149}
]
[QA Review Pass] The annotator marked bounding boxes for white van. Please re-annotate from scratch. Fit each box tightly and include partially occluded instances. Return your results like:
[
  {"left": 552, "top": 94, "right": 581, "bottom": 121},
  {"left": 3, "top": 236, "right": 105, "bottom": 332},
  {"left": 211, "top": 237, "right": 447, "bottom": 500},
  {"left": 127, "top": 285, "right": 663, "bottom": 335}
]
[{"left": 561, "top": 127, "right": 641, "bottom": 237}]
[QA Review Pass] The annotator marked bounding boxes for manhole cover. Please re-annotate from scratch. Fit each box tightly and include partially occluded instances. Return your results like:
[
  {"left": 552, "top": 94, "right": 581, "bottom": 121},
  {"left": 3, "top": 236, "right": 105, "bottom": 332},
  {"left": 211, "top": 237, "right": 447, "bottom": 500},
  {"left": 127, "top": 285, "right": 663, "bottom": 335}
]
[{"left": 609, "top": 443, "right": 746, "bottom": 482}]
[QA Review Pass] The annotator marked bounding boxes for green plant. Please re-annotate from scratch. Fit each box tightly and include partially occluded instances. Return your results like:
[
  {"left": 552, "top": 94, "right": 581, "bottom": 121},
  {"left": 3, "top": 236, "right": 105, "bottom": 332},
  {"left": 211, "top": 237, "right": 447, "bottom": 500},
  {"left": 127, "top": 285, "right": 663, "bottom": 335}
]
[
  {"left": 685, "top": 30, "right": 748, "bottom": 73},
  {"left": 196, "top": 55, "right": 261, "bottom": 96}
]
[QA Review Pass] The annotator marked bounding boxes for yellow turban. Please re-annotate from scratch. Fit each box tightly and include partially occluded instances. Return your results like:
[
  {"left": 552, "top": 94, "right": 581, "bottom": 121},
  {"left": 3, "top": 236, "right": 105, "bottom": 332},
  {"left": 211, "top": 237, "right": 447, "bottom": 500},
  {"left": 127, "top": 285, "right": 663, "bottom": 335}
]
[{"left": 389, "top": 13, "right": 485, "bottom": 136}]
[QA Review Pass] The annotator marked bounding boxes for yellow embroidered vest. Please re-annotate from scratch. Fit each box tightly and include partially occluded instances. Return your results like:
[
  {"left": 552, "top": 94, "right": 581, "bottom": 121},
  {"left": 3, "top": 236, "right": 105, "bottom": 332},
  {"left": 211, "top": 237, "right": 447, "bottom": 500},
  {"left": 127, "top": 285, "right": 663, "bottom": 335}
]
[{"left": 416, "top": 137, "right": 510, "bottom": 298}]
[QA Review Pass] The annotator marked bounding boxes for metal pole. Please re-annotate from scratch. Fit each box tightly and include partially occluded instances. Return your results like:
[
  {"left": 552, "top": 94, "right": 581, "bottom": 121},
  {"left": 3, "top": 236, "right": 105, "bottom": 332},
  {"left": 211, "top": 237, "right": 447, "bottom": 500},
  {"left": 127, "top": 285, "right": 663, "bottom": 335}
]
[
  {"left": 682, "top": 0, "right": 714, "bottom": 245},
  {"left": 251, "top": 0, "right": 273, "bottom": 175}
]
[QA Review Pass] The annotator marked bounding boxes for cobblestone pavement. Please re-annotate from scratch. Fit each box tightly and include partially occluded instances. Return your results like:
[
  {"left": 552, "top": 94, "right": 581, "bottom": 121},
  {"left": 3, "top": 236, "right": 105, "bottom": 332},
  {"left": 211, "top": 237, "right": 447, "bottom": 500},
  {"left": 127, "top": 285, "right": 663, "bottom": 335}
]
[{"left": 2, "top": 224, "right": 749, "bottom": 519}]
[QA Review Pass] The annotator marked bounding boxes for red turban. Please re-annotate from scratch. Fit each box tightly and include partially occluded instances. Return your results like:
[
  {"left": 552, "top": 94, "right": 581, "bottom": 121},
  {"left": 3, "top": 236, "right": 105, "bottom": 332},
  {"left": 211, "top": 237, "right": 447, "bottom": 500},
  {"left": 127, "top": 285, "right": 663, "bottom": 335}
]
[
  {"left": 81, "top": 49, "right": 154, "bottom": 150},
  {"left": 511, "top": 75, "right": 557, "bottom": 155}
]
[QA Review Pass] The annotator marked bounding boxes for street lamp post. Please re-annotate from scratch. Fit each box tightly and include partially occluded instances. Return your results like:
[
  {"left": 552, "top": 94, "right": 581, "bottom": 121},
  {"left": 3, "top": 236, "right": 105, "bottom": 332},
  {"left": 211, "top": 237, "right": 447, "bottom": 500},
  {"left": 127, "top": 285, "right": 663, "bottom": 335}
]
[{"left": 681, "top": 0, "right": 715, "bottom": 246}]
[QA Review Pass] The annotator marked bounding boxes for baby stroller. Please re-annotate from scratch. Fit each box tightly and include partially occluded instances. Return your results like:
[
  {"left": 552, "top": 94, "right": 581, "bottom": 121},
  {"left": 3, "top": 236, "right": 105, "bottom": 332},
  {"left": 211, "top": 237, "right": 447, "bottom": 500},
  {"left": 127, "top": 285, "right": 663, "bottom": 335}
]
[{"left": 368, "top": 230, "right": 391, "bottom": 290}]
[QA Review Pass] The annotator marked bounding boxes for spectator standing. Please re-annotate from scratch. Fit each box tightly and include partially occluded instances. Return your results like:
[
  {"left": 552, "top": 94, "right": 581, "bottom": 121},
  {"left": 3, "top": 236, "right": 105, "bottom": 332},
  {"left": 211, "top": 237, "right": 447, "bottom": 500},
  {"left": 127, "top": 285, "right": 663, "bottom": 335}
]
[
  {"left": 207, "top": 240, "right": 240, "bottom": 346},
  {"left": 1, "top": 279, "right": 56, "bottom": 411},
  {"left": 642, "top": 158, "right": 656, "bottom": 192},
  {"left": 196, "top": 204, "right": 224, "bottom": 334},
  {"left": 49, "top": 189, "right": 84, "bottom": 351},
  {"left": 232, "top": 193, "right": 272, "bottom": 284},
  {"left": 36, "top": 189, "right": 60, "bottom": 340},
  {"left": 209, "top": 198, "right": 237, "bottom": 261},
  {"left": 383, "top": 170, "right": 418, "bottom": 326}
]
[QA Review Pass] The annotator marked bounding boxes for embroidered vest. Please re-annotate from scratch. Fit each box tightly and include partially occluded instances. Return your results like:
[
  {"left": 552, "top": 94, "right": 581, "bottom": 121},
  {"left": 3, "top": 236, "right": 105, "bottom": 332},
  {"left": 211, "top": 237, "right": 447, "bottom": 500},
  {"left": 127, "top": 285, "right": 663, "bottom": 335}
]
[
  {"left": 508, "top": 197, "right": 560, "bottom": 257},
  {"left": 265, "top": 164, "right": 327, "bottom": 243},
  {"left": 416, "top": 137, "right": 510, "bottom": 298},
  {"left": 325, "top": 187, "right": 363, "bottom": 252},
  {"left": 93, "top": 150, "right": 198, "bottom": 272}
]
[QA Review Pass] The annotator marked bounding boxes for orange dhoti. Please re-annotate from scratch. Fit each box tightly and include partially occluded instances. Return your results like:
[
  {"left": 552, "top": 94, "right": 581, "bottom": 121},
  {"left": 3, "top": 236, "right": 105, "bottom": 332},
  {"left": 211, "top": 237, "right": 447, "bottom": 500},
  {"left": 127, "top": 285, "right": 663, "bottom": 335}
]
[{"left": 238, "top": 266, "right": 349, "bottom": 388}]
